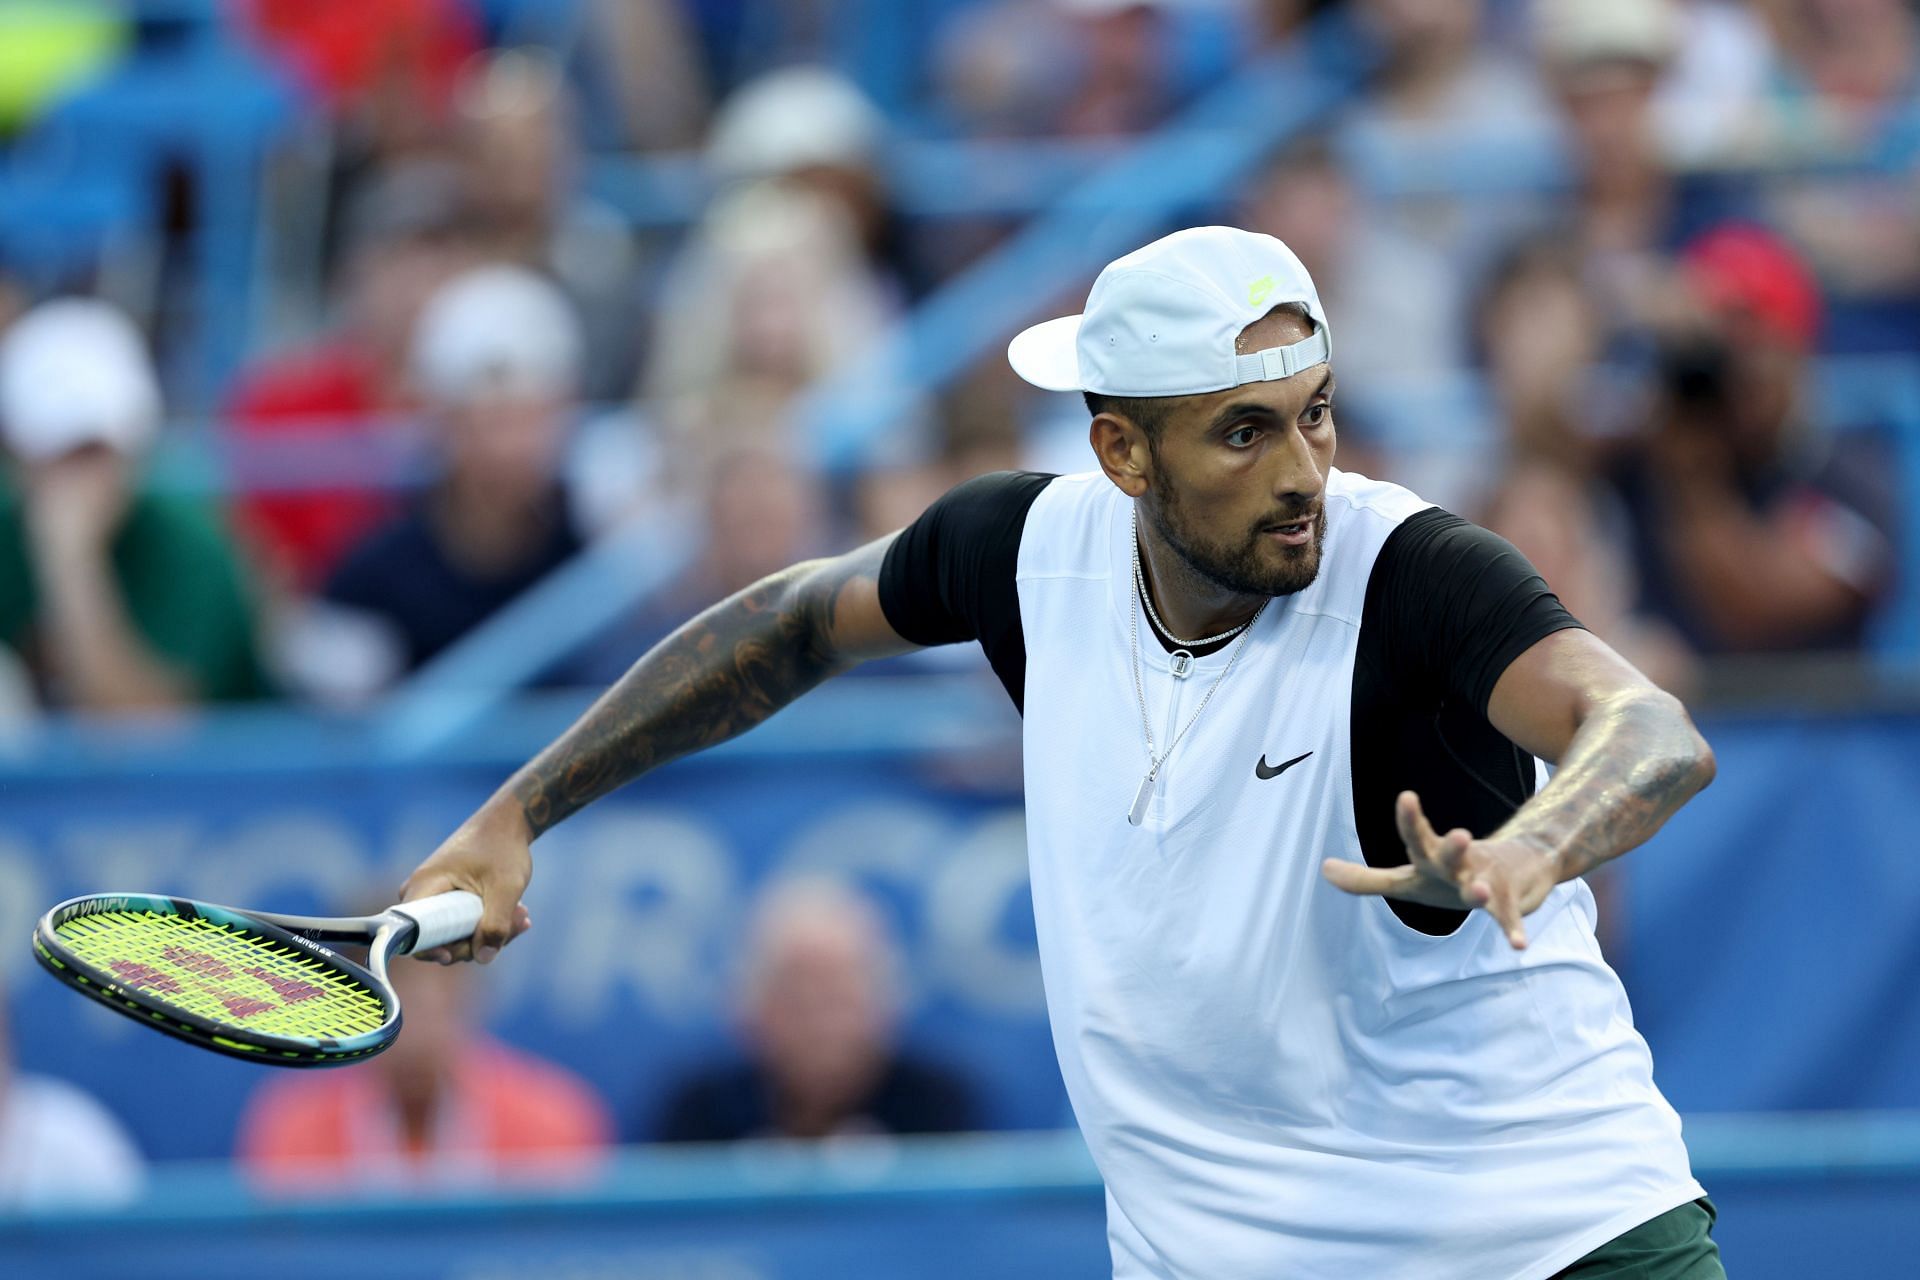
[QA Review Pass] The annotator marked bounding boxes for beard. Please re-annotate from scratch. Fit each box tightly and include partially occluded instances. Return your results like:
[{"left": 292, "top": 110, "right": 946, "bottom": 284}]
[{"left": 1144, "top": 468, "right": 1326, "bottom": 599}]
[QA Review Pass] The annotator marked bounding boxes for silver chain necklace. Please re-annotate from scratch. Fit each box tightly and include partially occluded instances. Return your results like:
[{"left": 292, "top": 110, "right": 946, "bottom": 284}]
[
  {"left": 1126, "top": 509, "right": 1267, "bottom": 826},
  {"left": 1130, "top": 509, "right": 1257, "bottom": 649}
]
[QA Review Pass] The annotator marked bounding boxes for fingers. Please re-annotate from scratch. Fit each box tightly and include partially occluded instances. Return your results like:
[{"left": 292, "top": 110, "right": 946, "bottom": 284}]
[
  {"left": 1392, "top": 791, "right": 1434, "bottom": 858},
  {"left": 1470, "top": 873, "right": 1529, "bottom": 950},
  {"left": 1394, "top": 793, "right": 1469, "bottom": 868},
  {"left": 410, "top": 907, "right": 531, "bottom": 966},
  {"left": 472, "top": 896, "right": 529, "bottom": 966},
  {"left": 1321, "top": 857, "right": 1423, "bottom": 899}
]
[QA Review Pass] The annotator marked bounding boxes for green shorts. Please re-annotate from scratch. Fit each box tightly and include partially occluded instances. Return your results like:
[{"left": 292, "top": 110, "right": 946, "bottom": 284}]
[{"left": 1555, "top": 1198, "right": 1725, "bottom": 1279}]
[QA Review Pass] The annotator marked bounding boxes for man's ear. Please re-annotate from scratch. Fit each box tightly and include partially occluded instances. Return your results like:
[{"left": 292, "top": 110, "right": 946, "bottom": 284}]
[{"left": 1090, "top": 413, "right": 1151, "bottom": 499}]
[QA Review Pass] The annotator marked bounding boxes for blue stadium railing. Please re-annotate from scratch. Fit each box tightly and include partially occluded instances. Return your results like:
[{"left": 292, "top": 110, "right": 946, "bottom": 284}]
[{"left": 6, "top": 1118, "right": 1920, "bottom": 1280}]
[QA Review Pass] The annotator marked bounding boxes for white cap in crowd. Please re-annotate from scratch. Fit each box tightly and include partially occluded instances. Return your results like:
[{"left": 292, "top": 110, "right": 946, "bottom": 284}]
[
  {"left": 706, "top": 66, "right": 883, "bottom": 184},
  {"left": 1009, "top": 225, "right": 1332, "bottom": 398},
  {"left": 0, "top": 298, "right": 161, "bottom": 462},
  {"left": 410, "top": 264, "right": 584, "bottom": 405},
  {"left": 1534, "top": 0, "right": 1679, "bottom": 68}
]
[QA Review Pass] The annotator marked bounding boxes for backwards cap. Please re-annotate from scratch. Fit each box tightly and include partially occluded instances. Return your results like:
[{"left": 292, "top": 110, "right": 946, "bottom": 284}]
[{"left": 1007, "top": 225, "right": 1331, "bottom": 398}]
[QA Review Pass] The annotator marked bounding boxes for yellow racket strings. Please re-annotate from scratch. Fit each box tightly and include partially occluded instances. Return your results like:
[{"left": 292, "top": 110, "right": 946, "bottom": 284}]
[{"left": 54, "top": 911, "right": 387, "bottom": 1040}]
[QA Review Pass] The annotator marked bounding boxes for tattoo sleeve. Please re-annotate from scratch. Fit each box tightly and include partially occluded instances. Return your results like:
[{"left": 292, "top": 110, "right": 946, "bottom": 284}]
[
  {"left": 506, "top": 547, "right": 887, "bottom": 837},
  {"left": 1495, "top": 689, "right": 1716, "bottom": 880}
]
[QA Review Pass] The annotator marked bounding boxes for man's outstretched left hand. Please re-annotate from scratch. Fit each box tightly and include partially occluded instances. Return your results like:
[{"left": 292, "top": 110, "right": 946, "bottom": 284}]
[{"left": 1320, "top": 790, "right": 1560, "bottom": 950}]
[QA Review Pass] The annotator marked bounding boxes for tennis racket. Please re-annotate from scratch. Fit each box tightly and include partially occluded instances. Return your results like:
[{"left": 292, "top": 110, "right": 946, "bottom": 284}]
[{"left": 31, "top": 890, "right": 483, "bottom": 1067}]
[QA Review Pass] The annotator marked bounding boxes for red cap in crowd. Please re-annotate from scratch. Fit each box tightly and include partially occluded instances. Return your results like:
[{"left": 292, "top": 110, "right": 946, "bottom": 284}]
[{"left": 1681, "top": 223, "right": 1822, "bottom": 351}]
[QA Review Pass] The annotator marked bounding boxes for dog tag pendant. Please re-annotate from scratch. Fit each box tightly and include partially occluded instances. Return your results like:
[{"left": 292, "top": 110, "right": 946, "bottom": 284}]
[
  {"left": 1169, "top": 650, "right": 1193, "bottom": 678},
  {"left": 1128, "top": 769, "right": 1156, "bottom": 826}
]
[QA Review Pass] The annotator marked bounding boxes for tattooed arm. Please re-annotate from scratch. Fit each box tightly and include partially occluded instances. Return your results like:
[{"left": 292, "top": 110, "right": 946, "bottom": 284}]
[
  {"left": 1321, "top": 629, "right": 1716, "bottom": 949},
  {"left": 401, "top": 536, "right": 920, "bottom": 962}
]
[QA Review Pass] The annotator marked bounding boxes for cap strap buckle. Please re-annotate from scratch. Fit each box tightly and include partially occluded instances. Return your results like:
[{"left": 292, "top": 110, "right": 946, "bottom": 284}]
[{"left": 1233, "top": 328, "right": 1330, "bottom": 387}]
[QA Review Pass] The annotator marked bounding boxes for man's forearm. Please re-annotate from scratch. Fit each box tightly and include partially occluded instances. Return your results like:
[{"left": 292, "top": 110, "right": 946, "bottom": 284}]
[
  {"left": 1497, "top": 689, "right": 1716, "bottom": 880},
  {"left": 503, "top": 562, "right": 851, "bottom": 837}
]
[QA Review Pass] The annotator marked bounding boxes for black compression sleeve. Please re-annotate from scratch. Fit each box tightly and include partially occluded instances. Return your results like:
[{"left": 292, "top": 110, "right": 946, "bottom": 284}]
[{"left": 1366, "top": 508, "right": 1585, "bottom": 713}]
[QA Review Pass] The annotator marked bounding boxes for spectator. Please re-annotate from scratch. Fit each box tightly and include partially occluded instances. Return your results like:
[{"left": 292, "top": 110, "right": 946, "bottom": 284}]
[
  {"left": 932, "top": 1, "right": 1081, "bottom": 140},
  {"left": 303, "top": 265, "right": 585, "bottom": 697},
  {"left": 235, "top": 0, "right": 483, "bottom": 269},
  {"left": 1239, "top": 135, "right": 1462, "bottom": 400},
  {"left": 0, "top": 300, "right": 270, "bottom": 709},
  {"left": 650, "top": 878, "right": 977, "bottom": 1142},
  {"left": 1050, "top": 0, "right": 1182, "bottom": 137},
  {"left": 1755, "top": 0, "right": 1920, "bottom": 321},
  {"left": 1759, "top": 0, "right": 1918, "bottom": 139},
  {"left": 561, "top": 445, "right": 829, "bottom": 682},
  {"left": 1472, "top": 240, "right": 1694, "bottom": 691},
  {"left": 643, "top": 181, "right": 903, "bottom": 480},
  {"left": 0, "top": 987, "right": 144, "bottom": 1209},
  {"left": 1323, "top": 0, "right": 1556, "bottom": 293},
  {"left": 454, "top": 49, "right": 642, "bottom": 401},
  {"left": 1474, "top": 237, "right": 1609, "bottom": 467},
  {"left": 227, "top": 160, "right": 481, "bottom": 592},
  {"left": 704, "top": 67, "right": 917, "bottom": 299},
  {"left": 1534, "top": 0, "right": 1753, "bottom": 342},
  {"left": 237, "top": 957, "right": 610, "bottom": 1185},
  {"left": 1608, "top": 223, "right": 1897, "bottom": 653},
  {"left": 579, "top": 0, "right": 712, "bottom": 151},
  {"left": 235, "top": 0, "right": 481, "bottom": 150}
]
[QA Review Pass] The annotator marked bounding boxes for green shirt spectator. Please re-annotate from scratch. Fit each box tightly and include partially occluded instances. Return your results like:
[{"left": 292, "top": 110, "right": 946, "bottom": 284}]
[
  {"left": 0, "top": 298, "right": 269, "bottom": 709},
  {"left": 0, "top": 483, "right": 269, "bottom": 703}
]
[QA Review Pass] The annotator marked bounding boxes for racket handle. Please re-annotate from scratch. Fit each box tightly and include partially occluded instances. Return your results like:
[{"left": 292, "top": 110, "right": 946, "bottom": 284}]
[{"left": 390, "top": 891, "right": 485, "bottom": 953}]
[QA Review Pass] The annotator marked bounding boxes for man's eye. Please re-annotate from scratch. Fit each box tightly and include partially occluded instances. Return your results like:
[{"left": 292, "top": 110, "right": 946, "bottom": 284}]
[
  {"left": 1225, "top": 426, "right": 1261, "bottom": 448},
  {"left": 1302, "top": 403, "right": 1331, "bottom": 427}
]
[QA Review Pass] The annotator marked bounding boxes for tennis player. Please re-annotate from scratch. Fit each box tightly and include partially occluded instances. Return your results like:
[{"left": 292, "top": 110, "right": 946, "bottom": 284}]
[{"left": 404, "top": 227, "right": 1723, "bottom": 1279}]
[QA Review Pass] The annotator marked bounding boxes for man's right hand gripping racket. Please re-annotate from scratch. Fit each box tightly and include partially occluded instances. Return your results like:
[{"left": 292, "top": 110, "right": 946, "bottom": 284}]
[{"left": 31, "top": 890, "right": 483, "bottom": 1066}]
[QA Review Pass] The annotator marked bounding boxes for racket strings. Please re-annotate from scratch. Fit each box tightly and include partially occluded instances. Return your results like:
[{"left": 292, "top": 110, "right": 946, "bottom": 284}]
[{"left": 54, "top": 911, "right": 387, "bottom": 1040}]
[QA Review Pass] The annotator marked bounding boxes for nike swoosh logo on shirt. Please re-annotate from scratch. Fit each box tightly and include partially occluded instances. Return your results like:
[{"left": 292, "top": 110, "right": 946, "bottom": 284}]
[{"left": 1255, "top": 751, "right": 1313, "bottom": 780}]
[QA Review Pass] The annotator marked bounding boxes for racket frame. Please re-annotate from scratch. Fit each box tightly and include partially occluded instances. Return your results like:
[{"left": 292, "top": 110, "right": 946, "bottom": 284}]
[{"left": 33, "top": 893, "right": 421, "bottom": 1067}]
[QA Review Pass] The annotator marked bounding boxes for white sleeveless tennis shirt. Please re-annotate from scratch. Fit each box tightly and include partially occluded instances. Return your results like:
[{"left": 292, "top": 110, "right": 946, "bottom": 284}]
[{"left": 1009, "top": 469, "right": 1702, "bottom": 1279}]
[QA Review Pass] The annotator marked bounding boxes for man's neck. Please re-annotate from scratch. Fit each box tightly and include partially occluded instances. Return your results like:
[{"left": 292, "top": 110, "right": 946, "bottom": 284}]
[
  {"left": 431, "top": 482, "right": 557, "bottom": 576},
  {"left": 1135, "top": 519, "right": 1263, "bottom": 648}
]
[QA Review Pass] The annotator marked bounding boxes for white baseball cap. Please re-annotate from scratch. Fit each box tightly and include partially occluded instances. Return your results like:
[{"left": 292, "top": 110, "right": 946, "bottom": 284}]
[
  {"left": 1534, "top": 0, "right": 1678, "bottom": 68},
  {"left": 706, "top": 67, "right": 882, "bottom": 184},
  {"left": 1008, "top": 226, "right": 1331, "bottom": 398},
  {"left": 410, "top": 264, "right": 583, "bottom": 405},
  {"left": 0, "top": 298, "right": 161, "bottom": 461}
]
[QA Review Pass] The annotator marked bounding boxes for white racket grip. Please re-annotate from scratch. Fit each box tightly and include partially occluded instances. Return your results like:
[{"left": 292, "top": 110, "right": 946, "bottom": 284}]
[{"left": 391, "top": 891, "right": 485, "bottom": 953}]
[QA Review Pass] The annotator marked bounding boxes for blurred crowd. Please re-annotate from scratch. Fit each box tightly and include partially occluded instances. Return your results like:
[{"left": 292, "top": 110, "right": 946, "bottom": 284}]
[{"left": 0, "top": 0, "right": 1913, "bottom": 725}]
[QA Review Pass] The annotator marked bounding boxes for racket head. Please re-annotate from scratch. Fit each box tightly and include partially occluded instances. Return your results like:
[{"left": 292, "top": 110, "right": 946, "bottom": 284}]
[{"left": 33, "top": 894, "right": 399, "bottom": 1068}]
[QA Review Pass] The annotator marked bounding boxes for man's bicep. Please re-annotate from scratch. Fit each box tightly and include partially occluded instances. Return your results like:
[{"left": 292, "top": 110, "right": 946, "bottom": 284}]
[
  {"left": 1486, "top": 628, "right": 1661, "bottom": 764},
  {"left": 797, "top": 536, "right": 925, "bottom": 666}
]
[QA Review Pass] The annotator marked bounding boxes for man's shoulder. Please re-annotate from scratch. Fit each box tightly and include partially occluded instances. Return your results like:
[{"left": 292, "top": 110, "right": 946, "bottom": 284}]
[
  {"left": 1326, "top": 468, "right": 1433, "bottom": 528},
  {"left": 1017, "top": 470, "right": 1118, "bottom": 578},
  {"left": 326, "top": 506, "right": 441, "bottom": 596},
  {"left": 115, "top": 493, "right": 256, "bottom": 598}
]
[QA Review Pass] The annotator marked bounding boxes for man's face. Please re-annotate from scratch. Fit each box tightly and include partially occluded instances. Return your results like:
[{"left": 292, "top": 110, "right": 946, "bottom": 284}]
[
  {"left": 1555, "top": 61, "right": 1660, "bottom": 177},
  {"left": 1138, "top": 310, "right": 1337, "bottom": 599},
  {"left": 442, "top": 389, "right": 568, "bottom": 503},
  {"left": 747, "top": 923, "right": 888, "bottom": 1112}
]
